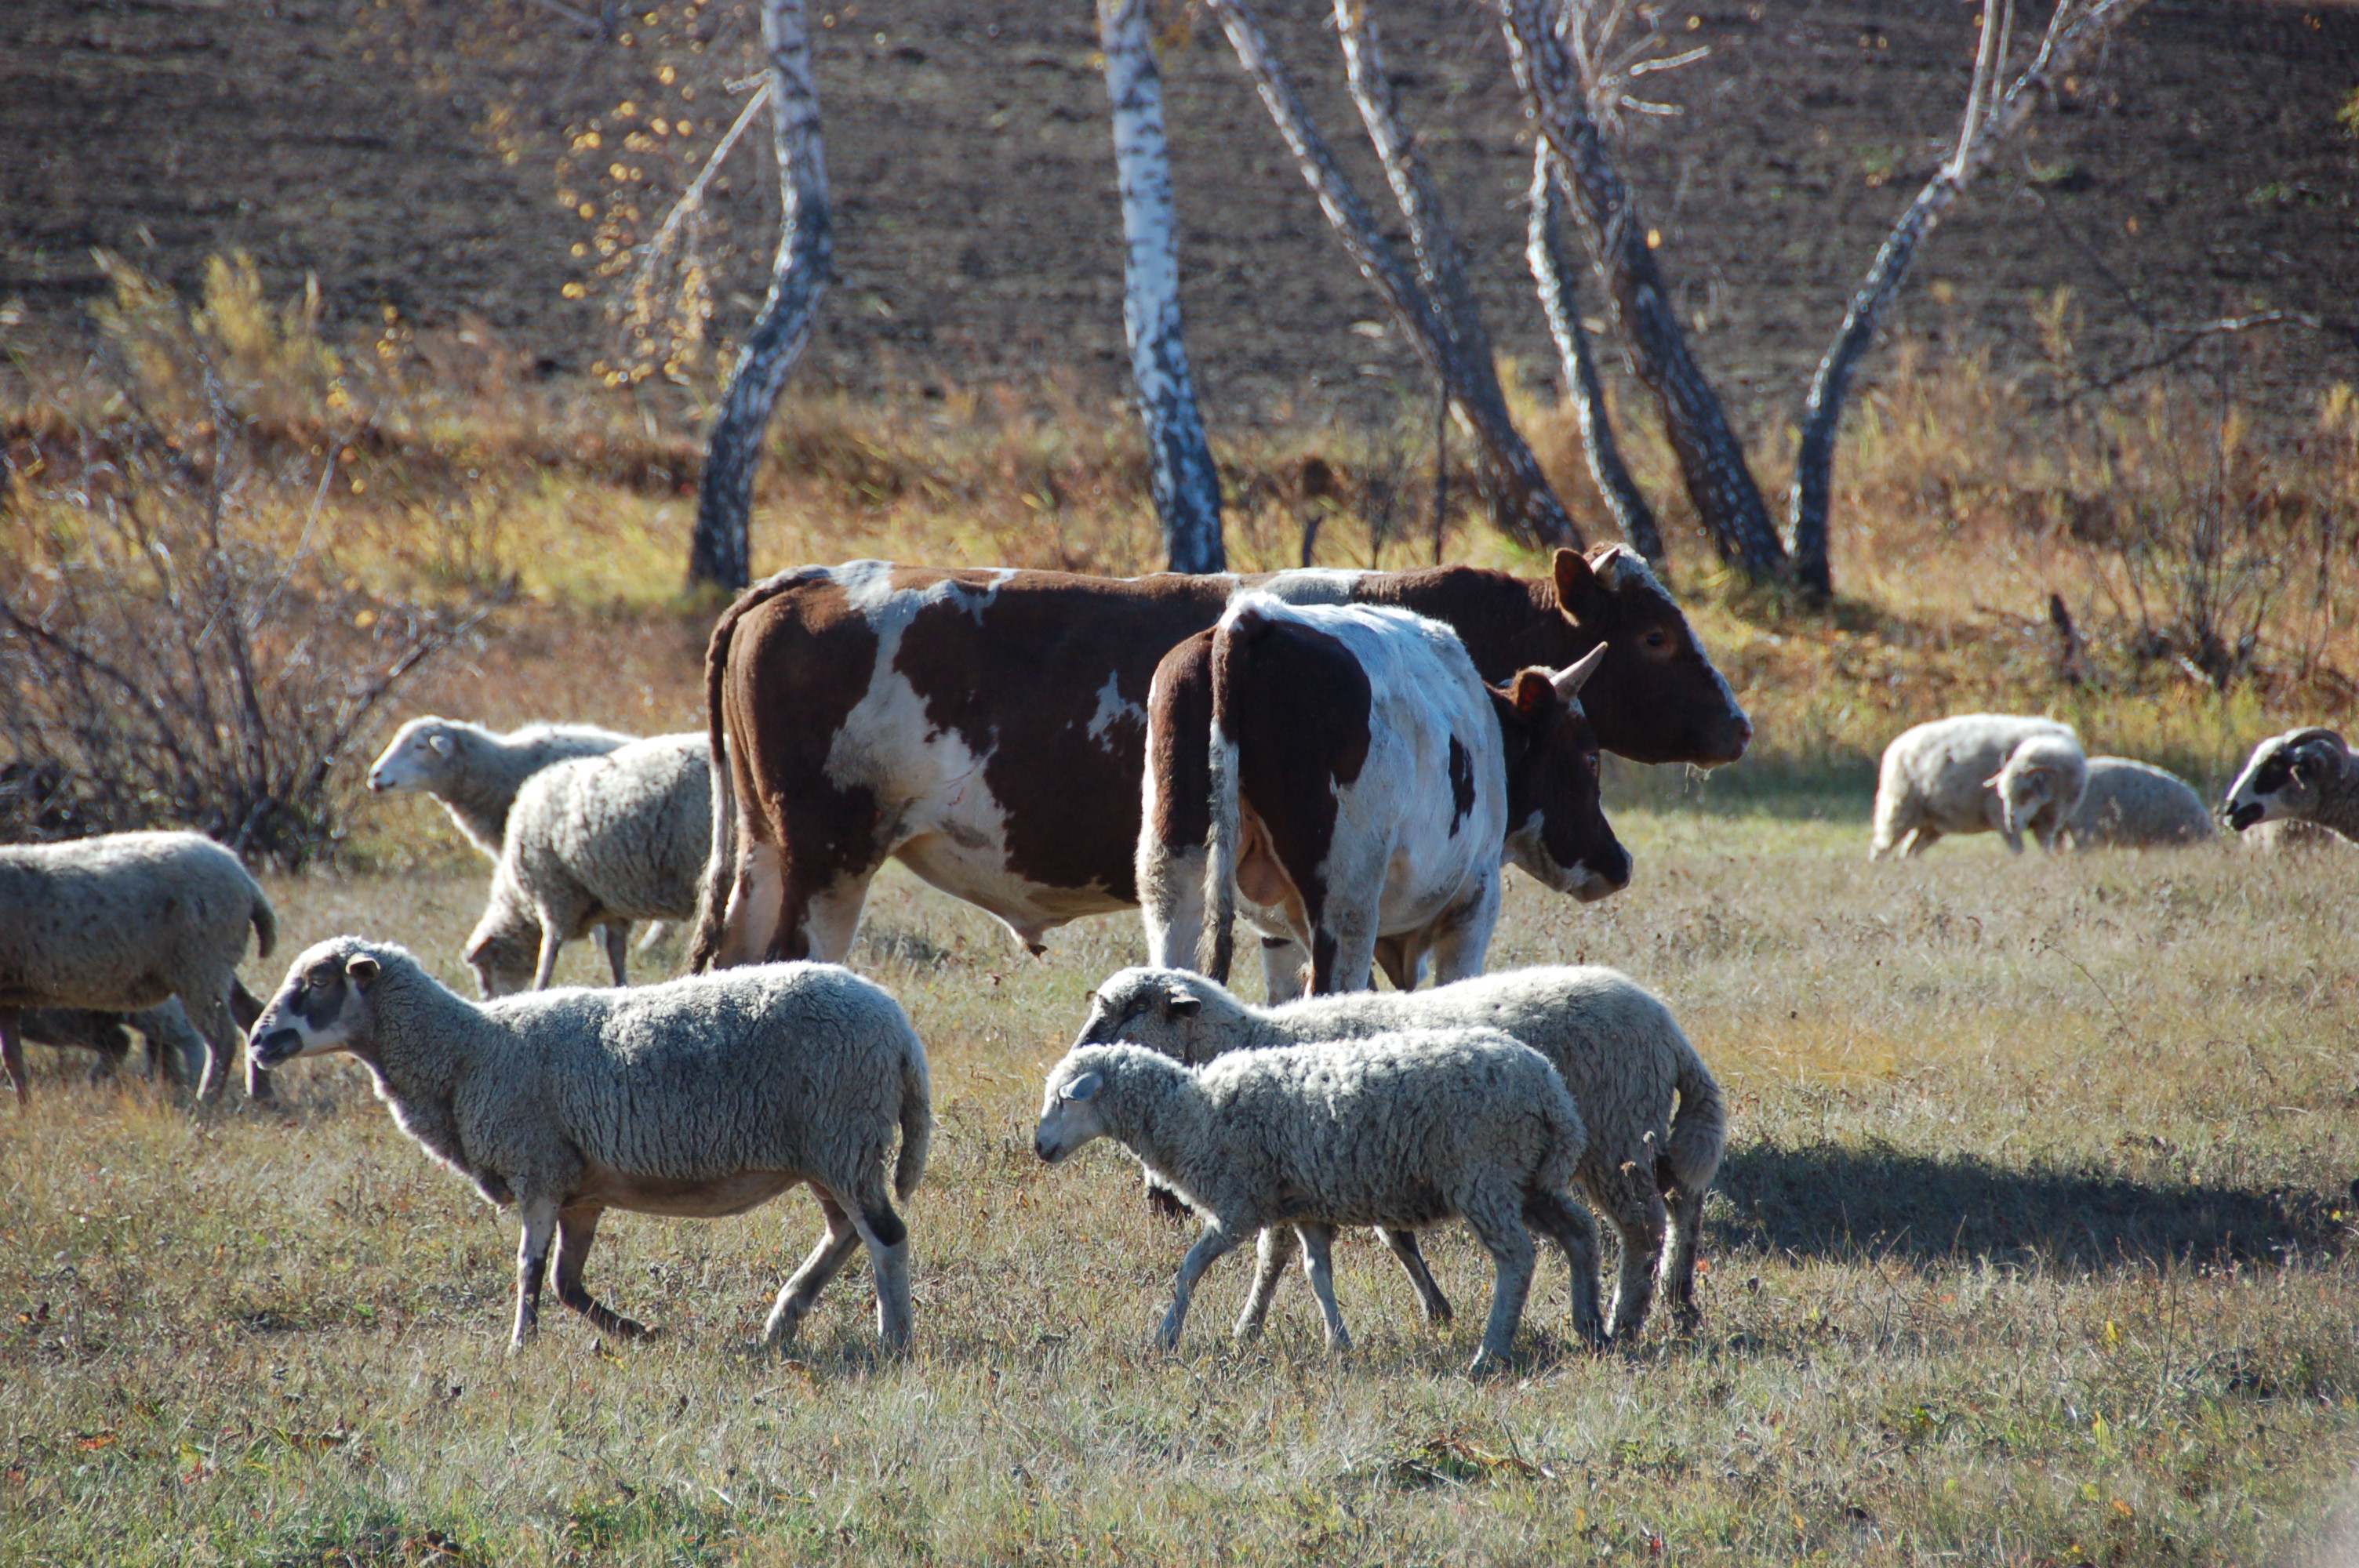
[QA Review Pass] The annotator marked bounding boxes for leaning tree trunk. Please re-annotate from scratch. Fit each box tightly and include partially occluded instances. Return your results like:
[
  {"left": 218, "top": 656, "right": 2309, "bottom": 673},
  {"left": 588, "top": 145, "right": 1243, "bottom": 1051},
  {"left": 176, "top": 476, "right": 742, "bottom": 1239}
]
[
  {"left": 685, "top": 0, "right": 832, "bottom": 592},
  {"left": 1527, "top": 145, "right": 1663, "bottom": 564},
  {"left": 1100, "top": 0, "right": 1226, "bottom": 573},
  {"left": 1494, "top": 0, "right": 1787, "bottom": 583},
  {"left": 1787, "top": 0, "right": 2149, "bottom": 596},
  {"left": 1206, "top": 0, "right": 1578, "bottom": 551}
]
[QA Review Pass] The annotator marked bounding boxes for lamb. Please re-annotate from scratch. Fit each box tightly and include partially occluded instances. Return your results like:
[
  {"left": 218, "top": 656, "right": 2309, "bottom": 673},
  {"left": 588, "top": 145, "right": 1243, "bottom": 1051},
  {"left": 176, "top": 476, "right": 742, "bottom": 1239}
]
[
  {"left": 1034, "top": 1029, "right": 1599, "bottom": 1373},
  {"left": 463, "top": 734, "right": 712, "bottom": 996},
  {"left": 366, "top": 717, "right": 638, "bottom": 860},
  {"left": 1075, "top": 964, "right": 1722, "bottom": 1342},
  {"left": 0, "top": 831, "right": 277, "bottom": 1105},
  {"left": 2062, "top": 757, "right": 2216, "bottom": 849},
  {"left": 249, "top": 938, "right": 931, "bottom": 1350},
  {"left": 1869, "top": 714, "right": 2086, "bottom": 858},
  {"left": 2224, "top": 728, "right": 2359, "bottom": 843}
]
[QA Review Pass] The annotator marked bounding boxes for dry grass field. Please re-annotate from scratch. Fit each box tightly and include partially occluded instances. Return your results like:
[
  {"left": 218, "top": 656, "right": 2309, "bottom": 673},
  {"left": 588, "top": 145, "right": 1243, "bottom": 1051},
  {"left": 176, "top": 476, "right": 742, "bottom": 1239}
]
[{"left": 5, "top": 800, "right": 2357, "bottom": 1566}]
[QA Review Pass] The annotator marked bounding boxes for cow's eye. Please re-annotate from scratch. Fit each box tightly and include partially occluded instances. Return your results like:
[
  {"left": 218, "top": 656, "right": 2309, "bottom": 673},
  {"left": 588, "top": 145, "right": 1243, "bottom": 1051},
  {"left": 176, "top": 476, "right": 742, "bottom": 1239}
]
[{"left": 1643, "top": 629, "right": 1670, "bottom": 651}]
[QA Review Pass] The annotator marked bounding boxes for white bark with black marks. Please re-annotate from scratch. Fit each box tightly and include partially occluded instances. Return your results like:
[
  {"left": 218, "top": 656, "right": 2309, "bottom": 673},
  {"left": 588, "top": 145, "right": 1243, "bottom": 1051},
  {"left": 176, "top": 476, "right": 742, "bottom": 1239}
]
[
  {"left": 1100, "top": 0, "right": 1226, "bottom": 574},
  {"left": 1787, "top": 0, "right": 2150, "bottom": 596},
  {"left": 1527, "top": 145, "right": 1661, "bottom": 564},
  {"left": 685, "top": 0, "right": 832, "bottom": 592}
]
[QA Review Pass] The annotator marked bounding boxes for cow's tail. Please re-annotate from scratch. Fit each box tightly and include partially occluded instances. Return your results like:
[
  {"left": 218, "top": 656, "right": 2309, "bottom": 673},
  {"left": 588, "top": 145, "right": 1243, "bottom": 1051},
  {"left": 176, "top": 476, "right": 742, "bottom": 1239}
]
[
  {"left": 894, "top": 1028, "right": 933, "bottom": 1203},
  {"left": 1656, "top": 1023, "right": 1728, "bottom": 1203},
  {"left": 1199, "top": 606, "right": 1259, "bottom": 985}
]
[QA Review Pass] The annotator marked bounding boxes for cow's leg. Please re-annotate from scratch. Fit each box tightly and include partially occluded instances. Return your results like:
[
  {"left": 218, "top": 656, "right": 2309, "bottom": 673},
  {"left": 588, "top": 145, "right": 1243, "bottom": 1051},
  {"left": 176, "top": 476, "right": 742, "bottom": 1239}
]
[
  {"left": 1140, "top": 844, "right": 1208, "bottom": 970},
  {"left": 1309, "top": 897, "right": 1380, "bottom": 996},
  {"left": 791, "top": 869, "right": 878, "bottom": 965},
  {"left": 0, "top": 1007, "right": 23, "bottom": 1109},
  {"left": 1424, "top": 873, "right": 1502, "bottom": 989}
]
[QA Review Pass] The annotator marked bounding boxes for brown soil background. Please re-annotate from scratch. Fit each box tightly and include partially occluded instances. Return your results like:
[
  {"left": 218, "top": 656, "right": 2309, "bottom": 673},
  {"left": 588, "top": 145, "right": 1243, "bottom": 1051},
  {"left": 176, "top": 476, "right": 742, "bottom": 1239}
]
[{"left": 4, "top": 0, "right": 2355, "bottom": 431}]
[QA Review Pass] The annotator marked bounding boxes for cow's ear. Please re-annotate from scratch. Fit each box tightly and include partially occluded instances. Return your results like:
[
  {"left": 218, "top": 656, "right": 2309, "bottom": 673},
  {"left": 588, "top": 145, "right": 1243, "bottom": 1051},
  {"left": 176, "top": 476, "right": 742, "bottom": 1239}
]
[
  {"left": 1552, "top": 549, "right": 1598, "bottom": 622},
  {"left": 346, "top": 954, "right": 381, "bottom": 989},
  {"left": 1164, "top": 989, "right": 1201, "bottom": 1018},
  {"left": 1507, "top": 668, "right": 1557, "bottom": 721}
]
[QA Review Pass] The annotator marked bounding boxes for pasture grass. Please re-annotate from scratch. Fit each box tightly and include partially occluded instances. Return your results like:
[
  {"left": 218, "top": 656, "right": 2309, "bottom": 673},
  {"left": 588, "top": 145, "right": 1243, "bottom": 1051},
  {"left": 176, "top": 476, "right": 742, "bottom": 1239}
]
[{"left": 5, "top": 808, "right": 2357, "bottom": 1566}]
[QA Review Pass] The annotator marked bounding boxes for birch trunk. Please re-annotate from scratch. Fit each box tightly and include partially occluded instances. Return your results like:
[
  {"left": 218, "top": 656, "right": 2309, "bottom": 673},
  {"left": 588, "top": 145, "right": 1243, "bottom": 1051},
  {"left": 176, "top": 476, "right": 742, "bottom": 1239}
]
[
  {"left": 1206, "top": 0, "right": 1576, "bottom": 550},
  {"left": 1787, "top": 0, "right": 2148, "bottom": 596},
  {"left": 1528, "top": 145, "right": 1662, "bottom": 564},
  {"left": 685, "top": 0, "right": 832, "bottom": 592},
  {"left": 1495, "top": 0, "right": 1787, "bottom": 583},
  {"left": 1100, "top": 0, "right": 1226, "bottom": 573}
]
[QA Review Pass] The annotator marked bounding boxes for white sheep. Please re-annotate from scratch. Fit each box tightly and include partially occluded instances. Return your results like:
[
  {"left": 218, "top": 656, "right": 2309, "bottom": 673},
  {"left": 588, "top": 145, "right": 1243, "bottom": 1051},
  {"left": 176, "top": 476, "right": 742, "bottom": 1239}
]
[
  {"left": 0, "top": 831, "right": 276, "bottom": 1104},
  {"left": 1076, "top": 964, "right": 1721, "bottom": 1342},
  {"left": 249, "top": 938, "right": 931, "bottom": 1350},
  {"left": 367, "top": 717, "right": 638, "bottom": 858},
  {"left": 2062, "top": 757, "right": 2216, "bottom": 849},
  {"left": 1035, "top": 1029, "right": 1600, "bottom": 1373},
  {"left": 462, "top": 734, "right": 711, "bottom": 996},
  {"left": 1869, "top": 714, "right": 2086, "bottom": 858},
  {"left": 2224, "top": 728, "right": 2359, "bottom": 844}
]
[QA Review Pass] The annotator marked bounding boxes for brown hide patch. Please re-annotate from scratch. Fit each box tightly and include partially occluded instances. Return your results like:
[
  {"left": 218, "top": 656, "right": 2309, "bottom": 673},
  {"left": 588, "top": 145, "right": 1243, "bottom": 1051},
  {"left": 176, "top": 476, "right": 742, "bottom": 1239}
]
[
  {"left": 1147, "top": 632, "right": 1217, "bottom": 853},
  {"left": 723, "top": 577, "right": 885, "bottom": 960},
  {"left": 1447, "top": 735, "right": 1478, "bottom": 838},
  {"left": 1213, "top": 609, "right": 1373, "bottom": 957},
  {"left": 1495, "top": 671, "right": 1630, "bottom": 892},
  {"left": 889, "top": 568, "right": 1230, "bottom": 902}
]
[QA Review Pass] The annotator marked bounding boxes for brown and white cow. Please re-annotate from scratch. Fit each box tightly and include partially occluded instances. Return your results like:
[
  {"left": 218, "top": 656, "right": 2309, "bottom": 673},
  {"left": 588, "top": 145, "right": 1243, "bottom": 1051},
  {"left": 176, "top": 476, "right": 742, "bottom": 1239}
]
[
  {"left": 1177, "top": 593, "right": 1628, "bottom": 1000},
  {"left": 688, "top": 548, "right": 1747, "bottom": 971}
]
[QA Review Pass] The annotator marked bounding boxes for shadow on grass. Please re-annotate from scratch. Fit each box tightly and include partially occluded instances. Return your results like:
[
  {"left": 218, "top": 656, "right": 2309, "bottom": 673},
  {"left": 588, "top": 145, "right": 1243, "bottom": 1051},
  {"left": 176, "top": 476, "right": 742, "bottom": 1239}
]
[
  {"left": 1608, "top": 754, "right": 1878, "bottom": 824},
  {"left": 1717, "top": 1142, "right": 2346, "bottom": 1271}
]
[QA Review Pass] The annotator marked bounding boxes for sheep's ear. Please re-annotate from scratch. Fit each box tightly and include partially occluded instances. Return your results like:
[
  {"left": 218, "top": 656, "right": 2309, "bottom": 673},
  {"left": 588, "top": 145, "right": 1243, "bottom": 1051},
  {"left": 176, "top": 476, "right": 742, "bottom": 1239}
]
[
  {"left": 1062, "top": 1071, "right": 1103, "bottom": 1103},
  {"left": 346, "top": 954, "right": 381, "bottom": 989},
  {"left": 427, "top": 733, "right": 453, "bottom": 757},
  {"left": 1982, "top": 771, "right": 2005, "bottom": 789},
  {"left": 1164, "top": 989, "right": 1201, "bottom": 1018}
]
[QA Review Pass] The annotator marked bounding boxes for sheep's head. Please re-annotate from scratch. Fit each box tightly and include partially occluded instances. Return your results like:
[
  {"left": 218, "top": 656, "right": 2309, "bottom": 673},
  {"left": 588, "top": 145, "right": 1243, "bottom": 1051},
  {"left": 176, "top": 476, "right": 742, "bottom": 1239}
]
[
  {"left": 463, "top": 880, "right": 541, "bottom": 999},
  {"left": 1074, "top": 967, "right": 1235, "bottom": 1063},
  {"left": 366, "top": 717, "right": 463, "bottom": 794},
  {"left": 1034, "top": 1046, "right": 1129, "bottom": 1163},
  {"left": 2225, "top": 728, "right": 2350, "bottom": 831},
  {"left": 250, "top": 938, "right": 395, "bottom": 1069},
  {"left": 1986, "top": 733, "right": 2088, "bottom": 840}
]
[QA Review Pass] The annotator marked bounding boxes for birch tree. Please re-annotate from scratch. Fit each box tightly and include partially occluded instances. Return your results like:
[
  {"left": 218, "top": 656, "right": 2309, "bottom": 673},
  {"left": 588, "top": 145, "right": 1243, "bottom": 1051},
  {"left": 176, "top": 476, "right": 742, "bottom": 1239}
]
[
  {"left": 685, "top": 0, "right": 831, "bottom": 593},
  {"left": 1100, "top": 0, "right": 1227, "bottom": 572}
]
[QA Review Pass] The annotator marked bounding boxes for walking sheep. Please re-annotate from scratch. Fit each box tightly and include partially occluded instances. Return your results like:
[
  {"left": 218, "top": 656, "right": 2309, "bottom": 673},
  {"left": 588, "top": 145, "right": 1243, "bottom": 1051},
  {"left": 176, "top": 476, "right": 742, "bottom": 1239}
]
[
  {"left": 2224, "top": 728, "right": 2359, "bottom": 843},
  {"left": 1870, "top": 714, "right": 2086, "bottom": 858},
  {"left": 0, "top": 831, "right": 276, "bottom": 1105},
  {"left": 1036, "top": 1029, "right": 1599, "bottom": 1372},
  {"left": 248, "top": 938, "right": 930, "bottom": 1351},
  {"left": 1076, "top": 964, "right": 1721, "bottom": 1342},
  {"left": 366, "top": 717, "right": 638, "bottom": 860},
  {"left": 462, "top": 735, "right": 711, "bottom": 996},
  {"left": 2063, "top": 757, "right": 2215, "bottom": 849}
]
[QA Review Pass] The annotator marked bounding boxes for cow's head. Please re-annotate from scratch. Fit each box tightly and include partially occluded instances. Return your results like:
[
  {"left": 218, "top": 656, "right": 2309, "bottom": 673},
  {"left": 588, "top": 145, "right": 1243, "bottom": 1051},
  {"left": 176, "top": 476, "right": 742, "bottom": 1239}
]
[
  {"left": 1491, "top": 646, "right": 1632, "bottom": 902},
  {"left": 2224, "top": 728, "right": 2350, "bottom": 831},
  {"left": 1548, "top": 546, "right": 1751, "bottom": 768}
]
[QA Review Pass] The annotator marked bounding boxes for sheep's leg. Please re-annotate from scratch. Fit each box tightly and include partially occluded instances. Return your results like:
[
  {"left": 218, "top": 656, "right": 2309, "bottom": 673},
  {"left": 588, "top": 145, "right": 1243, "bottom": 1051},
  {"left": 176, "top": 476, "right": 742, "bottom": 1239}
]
[
  {"left": 553, "top": 1206, "right": 647, "bottom": 1339},
  {"left": 1295, "top": 1224, "right": 1351, "bottom": 1352},
  {"left": 0, "top": 1008, "right": 24, "bottom": 1109},
  {"left": 1900, "top": 826, "right": 1939, "bottom": 858},
  {"left": 763, "top": 1191, "right": 863, "bottom": 1348},
  {"left": 511, "top": 1198, "right": 561, "bottom": 1348},
  {"left": 1159, "top": 1225, "right": 1238, "bottom": 1352},
  {"left": 1659, "top": 1182, "right": 1708, "bottom": 1335},
  {"left": 1522, "top": 1189, "right": 1607, "bottom": 1346},
  {"left": 1378, "top": 1229, "right": 1454, "bottom": 1326},
  {"left": 1233, "top": 1225, "right": 1293, "bottom": 1339},
  {"left": 598, "top": 923, "right": 631, "bottom": 987},
  {"left": 849, "top": 1192, "right": 914, "bottom": 1352},
  {"left": 183, "top": 986, "right": 246, "bottom": 1104},
  {"left": 1460, "top": 1199, "right": 1538, "bottom": 1376},
  {"left": 530, "top": 923, "right": 567, "bottom": 992}
]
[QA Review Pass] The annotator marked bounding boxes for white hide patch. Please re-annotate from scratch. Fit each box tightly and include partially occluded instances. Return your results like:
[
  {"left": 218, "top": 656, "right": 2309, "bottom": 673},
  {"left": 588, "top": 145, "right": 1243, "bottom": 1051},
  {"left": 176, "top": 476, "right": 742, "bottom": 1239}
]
[{"left": 1085, "top": 672, "right": 1145, "bottom": 749}]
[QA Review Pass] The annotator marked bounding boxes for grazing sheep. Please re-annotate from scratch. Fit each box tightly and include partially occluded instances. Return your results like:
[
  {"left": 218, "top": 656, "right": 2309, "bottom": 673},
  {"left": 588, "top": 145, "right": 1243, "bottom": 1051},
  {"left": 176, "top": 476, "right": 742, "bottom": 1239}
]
[
  {"left": 1869, "top": 714, "right": 2085, "bottom": 858},
  {"left": 16, "top": 1001, "right": 210, "bottom": 1087},
  {"left": 0, "top": 831, "right": 276, "bottom": 1105},
  {"left": 365, "top": 717, "right": 638, "bottom": 859},
  {"left": 2063, "top": 757, "right": 2216, "bottom": 849},
  {"left": 249, "top": 938, "right": 930, "bottom": 1350},
  {"left": 1077, "top": 964, "right": 1721, "bottom": 1342},
  {"left": 463, "top": 735, "right": 711, "bottom": 996},
  {"left": 1035, "top": 1029, "right": 1600, "bottom": 1373},
  {"left": 1990, "top": 732, "right": 2092, "bottom": 852},
  {"left": 2224, "top": 728, "right": 2359, "bottom": 843}
]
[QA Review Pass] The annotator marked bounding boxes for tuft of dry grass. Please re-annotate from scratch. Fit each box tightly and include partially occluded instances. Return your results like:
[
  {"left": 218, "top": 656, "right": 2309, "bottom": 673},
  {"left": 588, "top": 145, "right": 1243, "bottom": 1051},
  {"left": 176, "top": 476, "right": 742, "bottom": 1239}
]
[{"left": 4, "top": 813, "right": 2357, "bottom": 1565}]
